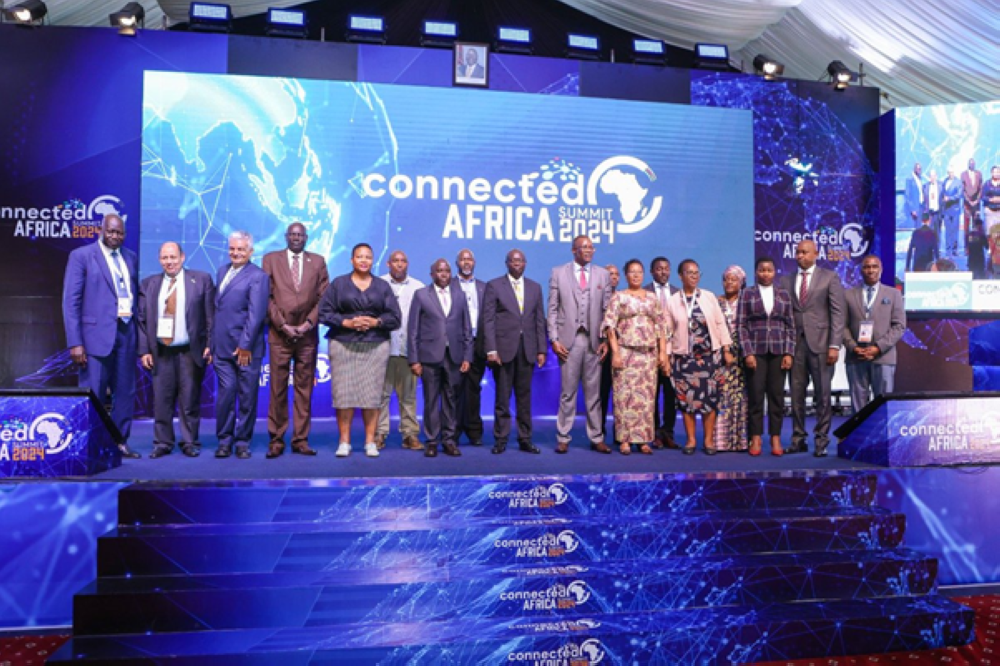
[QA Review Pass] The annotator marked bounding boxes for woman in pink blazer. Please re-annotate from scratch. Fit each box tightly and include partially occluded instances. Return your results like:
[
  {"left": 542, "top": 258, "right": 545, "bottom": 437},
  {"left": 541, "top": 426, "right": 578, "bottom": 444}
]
[{"left": 664, "top": 259, "right": 734, "bottom": 454}]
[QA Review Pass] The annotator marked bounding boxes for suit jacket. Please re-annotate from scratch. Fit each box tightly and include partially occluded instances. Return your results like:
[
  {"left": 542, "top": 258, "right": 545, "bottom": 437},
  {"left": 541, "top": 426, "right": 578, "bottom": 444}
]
[
  {"left": 843, "top": 283, "right": 906, "bottom": 366},
  {"left": 262, "top": 250, "right": 330, "bottom": 343},
  {"left": 736, "top": 285, "right": 795, "bottom": 357},
  {"left": 547, "top": 262, "right": 610, "bottom": 353},
  {"left": 63, "top": 241, "right": 139, "bottom": 357},
  {"left": 663, "top": 288, "right": 732, "bottom": 355},
  {"left": 962, "top": 169, "right": 983, "bottom": 204},
  {"left": 942, "top": 175, "right": 963, "bottom": 212},
  {"left": 779, "top": 266, "right": 845, "bottom": 355},
  {"left": 137, "top": 270, "right": 215, "bottom": 366},
  {"left": 407, "top": 283, "right": 473, "bottom": 366},
  {"left": 483, "top": 274, "right": 546, "bottom": 363},
  {"left": 904, "top": 172, "right": 925, "bottom": 221},
  {"left": 644, "top": 281, "right": 679, "bottom": 302},
  {"left": 452, "top": 276, "right": 487, "bottom": 357},
  {"left": 212, "top": 262, "right": 269, "bottom": 359}
]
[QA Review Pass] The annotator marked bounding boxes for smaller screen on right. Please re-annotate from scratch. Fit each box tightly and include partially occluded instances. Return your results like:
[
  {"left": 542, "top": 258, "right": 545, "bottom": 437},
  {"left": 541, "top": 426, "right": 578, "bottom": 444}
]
[{"left": 894, "top": 101, "right": 1000, "bottom": 313}]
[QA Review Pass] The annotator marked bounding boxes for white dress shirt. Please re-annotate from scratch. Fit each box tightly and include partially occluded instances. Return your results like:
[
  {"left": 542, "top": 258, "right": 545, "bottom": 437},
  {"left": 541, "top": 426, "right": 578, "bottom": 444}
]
[{"left": 381, "top": 274, "right": 424, "bottom": 356}]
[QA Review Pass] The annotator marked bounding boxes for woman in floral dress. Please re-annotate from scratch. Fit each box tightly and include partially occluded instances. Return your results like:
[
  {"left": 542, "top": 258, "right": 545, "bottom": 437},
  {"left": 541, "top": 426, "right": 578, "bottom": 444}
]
[
  {"left": 713, "top": 265, "right": 749, "bottom": 452},
  {"left": 602, "top": 259, "right": 668, "bottom": 455}
]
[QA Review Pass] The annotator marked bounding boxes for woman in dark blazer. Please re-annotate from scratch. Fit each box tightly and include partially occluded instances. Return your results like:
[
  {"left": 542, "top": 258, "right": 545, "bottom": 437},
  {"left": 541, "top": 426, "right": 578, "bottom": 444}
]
[
  {"left": 736, "top": 257, "right": 795, "bottom": 456},
  {"left": 318, "top": 243, "right": 401, "bottom": 458}
]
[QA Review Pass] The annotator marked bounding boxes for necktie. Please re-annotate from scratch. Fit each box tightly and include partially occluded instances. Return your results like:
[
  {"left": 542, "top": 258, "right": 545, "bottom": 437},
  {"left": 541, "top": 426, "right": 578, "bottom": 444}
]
[
  {"left": 866, "top": 286, "right": 876, "bottom": 312},
  {"left": 799, "top": 271, "right": 810, "bottom": 304},
  {"left": 291, "top": 253, "right": 301, "bottom": 292},
  {"left": 579, "top": 266, "right": 587, "bottom": 290},
  {"left": 658, "top": 285, "right": 667, "bottom": 308},
  {"left": 220, "top": 267, "right": 236, "bottom": 294},
  {"left": 439, "top": 287, "right": 451, "bottom": 316},
  {"left": 513, "top": 280, "right": 524, "bottom": 313},
  {"left": 111, "top": 250, "right": 131, "bottom": 323},
  {"left": 161, "top": 277, "right": 177, "bottom": 345}
]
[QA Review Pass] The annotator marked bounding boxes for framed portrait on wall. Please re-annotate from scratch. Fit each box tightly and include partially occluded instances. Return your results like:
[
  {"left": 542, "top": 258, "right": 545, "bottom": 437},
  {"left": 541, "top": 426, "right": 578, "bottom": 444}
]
[{"left": 454, "top": 42, "right": 489, "bottom": 87}]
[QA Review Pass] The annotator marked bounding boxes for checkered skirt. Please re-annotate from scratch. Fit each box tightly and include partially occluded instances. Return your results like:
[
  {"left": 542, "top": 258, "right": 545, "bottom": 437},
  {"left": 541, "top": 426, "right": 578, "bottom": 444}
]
[{"left": 328, "top": 339, "right": 391, "bottom": 409}]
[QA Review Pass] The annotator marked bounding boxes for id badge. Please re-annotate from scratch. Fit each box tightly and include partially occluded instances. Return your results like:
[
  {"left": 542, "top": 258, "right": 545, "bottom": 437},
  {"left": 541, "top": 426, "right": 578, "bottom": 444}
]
[
  {"left": 118, "top": 296, "right": 133, "bottom": 318},
  {"left": 157, "top": 316, "right": 175, "bottom": 339},
  {"left": 858, "top": 320, "right": 874, "bottom": 344}
]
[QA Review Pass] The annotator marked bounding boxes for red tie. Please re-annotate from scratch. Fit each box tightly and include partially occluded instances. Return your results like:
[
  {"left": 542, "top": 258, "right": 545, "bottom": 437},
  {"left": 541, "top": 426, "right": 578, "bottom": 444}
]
[
  {"left": 799, "top": 271, "right": 809, "bottom": 304},
  {"left": 579, "top": 266, "right": 587, "bottom": 290}
]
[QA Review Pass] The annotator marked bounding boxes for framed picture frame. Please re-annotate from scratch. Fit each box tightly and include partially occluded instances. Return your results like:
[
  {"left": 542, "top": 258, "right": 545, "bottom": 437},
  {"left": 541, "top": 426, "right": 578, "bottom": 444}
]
[{"left": 454, "top": 42, "right": 490, "bottom": 88}]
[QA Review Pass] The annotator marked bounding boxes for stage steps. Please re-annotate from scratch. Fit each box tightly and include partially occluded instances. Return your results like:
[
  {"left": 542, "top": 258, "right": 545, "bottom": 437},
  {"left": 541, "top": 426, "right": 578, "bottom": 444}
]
[{"left": 50, "top": 472, "right": 974, "bottom": 664}]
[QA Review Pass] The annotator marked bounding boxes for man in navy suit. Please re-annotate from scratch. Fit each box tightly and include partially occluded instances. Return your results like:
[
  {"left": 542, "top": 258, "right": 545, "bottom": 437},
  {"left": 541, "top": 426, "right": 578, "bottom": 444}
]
[
  {"left": 483, "top": 249, "right": 547, "bottom": 454},
  {"left": 137, "top": 242, "right": 215, "bottom": 458},
  {"left": 903, "top": 162, "right": 925, "bottom": 225},
  {"left": 62, "top": 213, "right": 141, "bottom": 458},
  {"left": 644, "top": 256, "right": 680, "bottom": 449},
  {"left": 212, "top": 231, "right": 269, "bottom": 459},
  {"left": 408, "top": 259, "right": 473, "bottom": 457},
  {"left": 453, "top": 248, "right": 488, "bottom": 447}
]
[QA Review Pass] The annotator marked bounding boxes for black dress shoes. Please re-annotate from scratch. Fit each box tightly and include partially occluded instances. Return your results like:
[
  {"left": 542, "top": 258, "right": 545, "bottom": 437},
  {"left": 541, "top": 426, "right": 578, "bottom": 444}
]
[
  {"left": 292, "top": 444, "right": 317, "bottom": 456},
  {"left": 518, "top": 441, "right": 541, "bottom": 454},
  {"left": 784, "top": 443, "right": 808, "bottom": 455},
  {"left": 181, "top": 446, "right": 200, "bottom": 458},
  {"left": 491, "top": 441, "right": 507, "bottom": 454},
  {"left": 469, "top": 438, "right": 483, "bottom": 447},
  {"left": 813, "top": 444, "right": 829, "bottom": 458},
  {"left": 425, "top": 445, "right": 438, "bottom": 458},
  {"left": 442, "top": 443, "right": 461, "bottom": 457},
  {"left": 215, "top": 445, "right": 232, "bottom": 459},
  {"left": 118, "top": 443, "right": 141, "bottom": 459},
  {"left": 236, "top": 448, "right": 251, "bottom": 459},
  {"left": 149, "top": 447, "right": 171, "bottom": 459}
]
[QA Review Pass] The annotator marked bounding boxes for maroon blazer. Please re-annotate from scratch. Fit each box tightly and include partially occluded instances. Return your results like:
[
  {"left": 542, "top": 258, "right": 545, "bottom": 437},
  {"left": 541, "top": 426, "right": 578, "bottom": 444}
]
[{"left": 262, "top": 250, "right": 330, "bottom": 343}]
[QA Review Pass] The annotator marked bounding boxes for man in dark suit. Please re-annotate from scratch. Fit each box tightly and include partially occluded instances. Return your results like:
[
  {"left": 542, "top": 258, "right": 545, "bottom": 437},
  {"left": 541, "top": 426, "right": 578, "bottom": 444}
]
[
  {"left": 408, "top": 259, "right": 473, "bottom": 458},
  {"left": 843, "top": 255, "right": 905, "bottom": 413},
  {"left": 262, "top": 222, "right": 330, "bottom": 458},
  {"left": 137, "top": 242, "right": 215, "bottom": 458},
  {"left": 62, "top": 213, "right": 140, "bottom": 458},
  {"left": 779, "top": 239, "right": 845, "bottom": 457},
  {"left": 962, "top": 158, "right": 983, "bottom": 234},
  {"left": 212, "top": 230, "right": 269, "bottom": 459},
  {"left": 458, "top": 47, "right": 485, "bottom": 80},
  {"left": 904, "top": 162, "right": 925, "bottom": 225},
  {"left": 453, "top": 248, "right": 488, "bottom": 447},
  {"left": 644, "top": 256, "right": 679, "bottom": 449},
  {"left": 483, "top": 249, "right": 547, "bottom": 454}
]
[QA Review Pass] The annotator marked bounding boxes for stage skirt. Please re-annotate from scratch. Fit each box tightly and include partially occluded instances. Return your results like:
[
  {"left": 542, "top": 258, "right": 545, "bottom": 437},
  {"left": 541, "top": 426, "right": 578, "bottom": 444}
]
[
  {"left": 329, "top": 339, "right": 390, "bottom": 409},
  {"left": 611, "top": 345, "right": 657, "bottom": 443}
]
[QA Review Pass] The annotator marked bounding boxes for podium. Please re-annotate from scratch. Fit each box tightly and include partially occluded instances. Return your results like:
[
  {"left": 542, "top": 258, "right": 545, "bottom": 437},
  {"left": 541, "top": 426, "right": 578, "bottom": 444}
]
[
  {"left": 0, "top": 388, "right": 121, "bottom": 478},
  {"left": 835, "top": 391, "right": 1000, "bottom": 466}
]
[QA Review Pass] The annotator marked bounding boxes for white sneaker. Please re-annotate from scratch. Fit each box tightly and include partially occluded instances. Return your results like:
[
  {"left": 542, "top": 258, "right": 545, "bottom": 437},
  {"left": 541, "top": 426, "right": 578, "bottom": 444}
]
[
  {"left": 335, "top": 442, "right": 351, "bottom": 458},
  {"left": 364, "top": 442, "right": 380, "bottom": 458}
]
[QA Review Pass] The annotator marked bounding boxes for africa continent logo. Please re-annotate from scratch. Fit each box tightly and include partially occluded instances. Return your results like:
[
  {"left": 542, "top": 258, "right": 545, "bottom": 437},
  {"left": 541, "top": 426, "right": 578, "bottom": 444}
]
[
  {"left": 29, "top": 413, "right": 74, "bottom": 455},
  {"left": 588, "top": 156, "right": 663, "bottom": 234},
  {"left": 87, "top": 195, "right": 127, "bottom": 224}
]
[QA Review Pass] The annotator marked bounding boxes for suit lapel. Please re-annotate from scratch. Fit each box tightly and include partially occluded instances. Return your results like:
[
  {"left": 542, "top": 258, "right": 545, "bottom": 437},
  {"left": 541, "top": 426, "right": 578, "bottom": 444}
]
[
  {"left": 94, "top": 242, "right": 117, "bottom": 294},
  {"left": 184, "top": 273, "right": 199, "bottom": 320}
]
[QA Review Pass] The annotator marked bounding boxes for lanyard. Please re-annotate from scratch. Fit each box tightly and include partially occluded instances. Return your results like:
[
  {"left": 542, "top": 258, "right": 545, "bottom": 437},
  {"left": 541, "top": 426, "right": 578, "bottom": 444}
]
[{"left": 684, "top": 290, "right": 699, "bottom": 322}]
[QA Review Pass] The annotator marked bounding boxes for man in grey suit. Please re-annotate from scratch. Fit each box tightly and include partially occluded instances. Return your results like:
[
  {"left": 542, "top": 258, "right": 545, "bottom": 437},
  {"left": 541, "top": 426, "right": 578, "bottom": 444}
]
[
  {"left": 843, "top": 255, "right": 906, "bottom": 413},
  {"left": 779, "top": 239, "right": 845, "bottom": 457},
  {"left": 138, "top": 242, "right": 215, "bottom": 458},
  {"left": 548, "top": 235, "right": 612, "bottom": 454},
  {"left": 408, "top": 259, "right": 473, "bottom": 458},
  {"left": 483, "top": 249, "right": 547, "bottom": 455}
]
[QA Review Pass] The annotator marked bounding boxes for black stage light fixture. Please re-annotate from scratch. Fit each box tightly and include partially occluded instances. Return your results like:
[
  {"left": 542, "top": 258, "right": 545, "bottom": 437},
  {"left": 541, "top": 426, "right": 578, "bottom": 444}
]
[
  {"left": 753, "top": 54, "right": 784, "bottom": 80},
  {"left": 421, "top": 20, "right": 457, "bottom": 48},
  {"left": 265, "top": 7, "right": 307, "bottom": 39},
  {"left": 827, "top": 60, "right": 855, "bottom": 90},
  {"left": 110, "top": 2, "right": 145, "bottom": 35},
  {"left": 566, "top": 33, "right": 600, "bottom": 61},
  {"left": 189, "top": 2, "right": 232, "bottom": 33},
  {"left": 347, "top": 14, "right": 385, "bottom": 44},
  {"left": 495, "top": 26, "right": 532, "bottom": 55},
  {"left": 4, "top": 0, "right": 47, "bottom": 25},
  {"left": 632, "top": 38, "right": 667, "bottom": 66},
  {"left": 694, "top": 42, "right": 730, "bottom": 70}
]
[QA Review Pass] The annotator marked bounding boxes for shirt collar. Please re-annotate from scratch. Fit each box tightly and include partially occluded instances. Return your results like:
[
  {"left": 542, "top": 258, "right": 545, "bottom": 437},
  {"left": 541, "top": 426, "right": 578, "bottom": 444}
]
[{"left": 164, "top": 268, "right": 185, "bottom": 281}]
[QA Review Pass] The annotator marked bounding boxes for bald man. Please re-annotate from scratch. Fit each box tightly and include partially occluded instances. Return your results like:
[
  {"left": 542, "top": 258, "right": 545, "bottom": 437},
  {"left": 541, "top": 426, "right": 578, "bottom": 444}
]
[{"left": 138, "top": 242, "right": 215, "bottom": 458}]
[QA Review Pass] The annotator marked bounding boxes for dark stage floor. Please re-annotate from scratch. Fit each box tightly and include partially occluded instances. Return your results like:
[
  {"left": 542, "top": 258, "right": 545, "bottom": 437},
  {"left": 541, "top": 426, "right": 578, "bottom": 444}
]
[{"left": 87, "top": 415, "right": 878, "bottom": 481}]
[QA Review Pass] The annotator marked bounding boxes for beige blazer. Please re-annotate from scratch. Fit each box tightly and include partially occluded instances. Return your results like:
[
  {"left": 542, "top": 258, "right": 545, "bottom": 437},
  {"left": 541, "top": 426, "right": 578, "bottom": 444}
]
[{"left": 664, "top": 288, "right": 732, "bottom": 356}]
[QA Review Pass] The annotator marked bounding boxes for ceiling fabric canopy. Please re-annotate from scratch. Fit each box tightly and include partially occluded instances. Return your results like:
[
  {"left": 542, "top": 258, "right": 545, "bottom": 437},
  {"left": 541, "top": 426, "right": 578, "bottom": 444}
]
[{"left": 19, "top": 0, "right": 1000, "bottom": 110}]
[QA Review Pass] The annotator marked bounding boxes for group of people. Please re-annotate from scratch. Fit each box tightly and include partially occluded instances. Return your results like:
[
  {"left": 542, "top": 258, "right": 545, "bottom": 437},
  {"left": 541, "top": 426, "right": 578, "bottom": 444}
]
[
  {"left": 904, "top": 158, "right": 1000, "bottom": 277},
  {"left": 63, "top": 215, "right": 906, "bottom": 462}
]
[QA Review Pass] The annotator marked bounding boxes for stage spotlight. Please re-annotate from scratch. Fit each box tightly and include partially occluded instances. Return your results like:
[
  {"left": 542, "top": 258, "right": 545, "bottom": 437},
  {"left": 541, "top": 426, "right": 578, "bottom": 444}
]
[
  {"left": 189, "top": 2, "right": 231, "bottom": 33},
  {"left": 495, "top": 26, "right": 532, "bottom": 55},
  {"left": 567, "top": 33, "right": 600, "bottom": 61},
  {"left": 632, "top": 38, "right": 667, "bottom": 66},
  {"left": 4, "top": 0, "right": 47, "bottom": 25},
  {"left": 827, "top": 60, "right": 855, "bottom": 90},
  {"left": 694, "top": 43, "right": 730, "bottom": 70},
  {"left": 109, "top": 2, "right": 145, "bottom": 35},
  {"left": 752, "top": 54, "right": 784, "bottom": 80},
  {"left": 420, "top": 20, "right": 457, "bottom": 48},
  {"left": 265, "top": 7, "right": 307, "bottom": 39},
  {"left": 347, "top": 15, "right": 385, "bottom": 44}
]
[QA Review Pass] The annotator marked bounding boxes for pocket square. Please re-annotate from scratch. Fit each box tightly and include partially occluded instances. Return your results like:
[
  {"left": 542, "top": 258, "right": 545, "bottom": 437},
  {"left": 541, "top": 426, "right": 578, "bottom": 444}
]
[{"left": 881, "top": 298, "right": 891, "bottom": 304}]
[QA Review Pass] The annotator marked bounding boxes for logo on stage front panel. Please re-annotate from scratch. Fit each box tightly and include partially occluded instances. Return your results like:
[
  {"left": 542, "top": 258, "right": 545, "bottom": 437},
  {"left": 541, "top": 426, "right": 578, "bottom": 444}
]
[
  {"left": 495, "top": 530, "right": 581, "bottom": 558},
  {"left": 4, "top": 194, "right": 127, "bottom": 240},
  {"left": 499, "top": 580, "right": 592, "bottom": 611},
  {"left": 361, "top": 155, "right": 662, "bottom": 246},
  {"left": 489, "top": 483, "right": 572, "bottom": 509},
  {"left": 0, "top": 412, "right": 73, "bottom": 462},
  {"left": 506, "top": 637, "right": 606, "bottom": 664}
]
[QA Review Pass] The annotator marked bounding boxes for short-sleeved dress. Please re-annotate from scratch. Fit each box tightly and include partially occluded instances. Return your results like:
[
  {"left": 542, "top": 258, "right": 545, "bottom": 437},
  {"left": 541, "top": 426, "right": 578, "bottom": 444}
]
[{"left": 601, "top": 291, "right": 666, "bottom": 444}]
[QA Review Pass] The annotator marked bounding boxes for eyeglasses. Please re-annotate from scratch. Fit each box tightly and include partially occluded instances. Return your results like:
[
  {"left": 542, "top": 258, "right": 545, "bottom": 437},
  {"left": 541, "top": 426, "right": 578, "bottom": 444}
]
[{"left": 683, "top": 270, "right": 701, "bottom": 276}]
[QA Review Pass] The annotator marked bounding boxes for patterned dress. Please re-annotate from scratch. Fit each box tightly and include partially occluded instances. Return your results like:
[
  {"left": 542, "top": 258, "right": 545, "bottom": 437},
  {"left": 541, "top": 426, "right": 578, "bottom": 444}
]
[
  {"left": 601, "top": 291, "right": 666, "bottom": 444},
  {"left": 713, "top": 296, "right": 748, "bottom": 451},
  {"left": 671, "top": 300, "right": 721, "bottom": 414}
]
